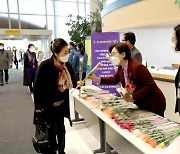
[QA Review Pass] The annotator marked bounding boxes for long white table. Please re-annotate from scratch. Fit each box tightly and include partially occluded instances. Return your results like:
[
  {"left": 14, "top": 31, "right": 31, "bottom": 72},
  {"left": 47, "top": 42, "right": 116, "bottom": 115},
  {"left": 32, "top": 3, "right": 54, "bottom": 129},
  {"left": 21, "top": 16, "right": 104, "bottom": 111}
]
[
  {"left": 71, "top": 86, "right": 180, "bottom": 154},
  {"left": 71, "top": 87, "right": 106, "bottom": 153}
]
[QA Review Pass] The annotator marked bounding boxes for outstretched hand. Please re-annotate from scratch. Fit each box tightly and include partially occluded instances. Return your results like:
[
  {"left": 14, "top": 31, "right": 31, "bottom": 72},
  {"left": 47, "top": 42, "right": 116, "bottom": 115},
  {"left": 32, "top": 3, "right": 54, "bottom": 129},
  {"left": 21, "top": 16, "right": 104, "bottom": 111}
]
[
  {"left": 77, "top": 81, "right": 85, "bottom": 87},
  {"left": 88, "top": 74, "right": 101, "bottom": 83}
]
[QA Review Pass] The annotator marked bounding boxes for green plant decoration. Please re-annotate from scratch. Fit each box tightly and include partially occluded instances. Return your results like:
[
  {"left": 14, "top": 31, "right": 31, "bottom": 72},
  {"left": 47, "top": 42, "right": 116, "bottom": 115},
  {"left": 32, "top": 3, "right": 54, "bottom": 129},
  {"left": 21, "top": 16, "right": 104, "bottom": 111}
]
[
  {"left": 175, "top": 0, "right": 180, "bottom": 8},
  {"left": 90, "top": 0, "right": 104, "bottom": 32},
  {"left": 65, "top": 14, "right": 91, "bottom": 44},
  {"left": 65, "top": 0, "right": 104, "bottom": 44}
]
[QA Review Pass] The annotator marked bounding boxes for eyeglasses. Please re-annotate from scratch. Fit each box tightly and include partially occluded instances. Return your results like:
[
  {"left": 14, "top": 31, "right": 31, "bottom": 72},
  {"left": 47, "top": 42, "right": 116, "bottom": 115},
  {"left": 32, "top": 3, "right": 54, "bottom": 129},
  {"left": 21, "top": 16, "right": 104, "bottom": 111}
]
[{"left": 110, "top": 52, "right": 118, "bottom": 56}]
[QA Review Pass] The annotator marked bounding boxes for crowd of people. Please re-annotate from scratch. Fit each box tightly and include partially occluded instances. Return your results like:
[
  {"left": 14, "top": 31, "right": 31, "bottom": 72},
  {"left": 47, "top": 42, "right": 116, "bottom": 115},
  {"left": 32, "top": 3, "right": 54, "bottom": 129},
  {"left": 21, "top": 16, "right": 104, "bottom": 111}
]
[{"left": 0, "top": 25, "right": 180, "bottom": 153}]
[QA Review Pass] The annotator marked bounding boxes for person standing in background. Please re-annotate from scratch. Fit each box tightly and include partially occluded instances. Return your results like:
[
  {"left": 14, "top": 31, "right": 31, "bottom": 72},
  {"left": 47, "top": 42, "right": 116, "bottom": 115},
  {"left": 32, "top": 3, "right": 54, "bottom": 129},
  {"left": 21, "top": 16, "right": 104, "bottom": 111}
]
[
  {"left": 0, "top": 43, "right": 12, "bottom": 86},
  {"left": 19, "top": 48, "right": 24, "bottom": 64},
  {"left": 173, "top": 24, "right": 180, "bottom": 115},
  {"left": 12, "top": 46, "right": 19, "bottom": 69},
  {"left": 23, "top": 44, "right": 38, "bottom": 93},
  {"left": 122, "top": 32, "right": 142, "bottom": 63},
  {"left": 72, "top": 42, "right": 88, "bottom": 86},
  {"left": 7, "top": 47, "right": 13, "bottom": 67},
  {"left": 68, "top": 42, "right": 77, "bottom": 66}
]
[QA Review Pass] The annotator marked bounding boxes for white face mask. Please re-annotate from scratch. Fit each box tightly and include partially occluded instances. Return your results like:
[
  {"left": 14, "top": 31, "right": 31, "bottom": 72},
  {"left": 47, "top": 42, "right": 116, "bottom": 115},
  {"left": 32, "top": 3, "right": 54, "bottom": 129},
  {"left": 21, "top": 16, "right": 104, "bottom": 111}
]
[
  {"left": 59, "top": 54, "right": 70, "bottom": 63},
  {"left": 0, "top": 46, "right": 4, "bottom": 50},
  {"left": 110, "top": 56, "right": 120, "bottom": 66},
  {"left": 30, "top": 48, "right": 35, "bottom": 52}
]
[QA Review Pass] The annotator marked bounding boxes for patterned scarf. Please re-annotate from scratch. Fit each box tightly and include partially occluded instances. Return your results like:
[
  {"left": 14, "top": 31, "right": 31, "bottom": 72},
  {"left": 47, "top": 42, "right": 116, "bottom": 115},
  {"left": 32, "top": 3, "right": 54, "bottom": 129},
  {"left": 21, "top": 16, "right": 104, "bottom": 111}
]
[
  {"left": 54, "top": 58, "right": 73, "bottom": 92},
  {"left": 27, "top": 50, "right": 36, "bottom": 65}
]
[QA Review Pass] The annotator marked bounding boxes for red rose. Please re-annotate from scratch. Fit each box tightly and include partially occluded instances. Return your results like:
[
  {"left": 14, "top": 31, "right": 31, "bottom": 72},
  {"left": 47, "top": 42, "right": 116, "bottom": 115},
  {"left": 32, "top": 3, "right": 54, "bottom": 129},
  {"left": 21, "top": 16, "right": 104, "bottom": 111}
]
[{"left": 125, "top": 84, "right": 131, "bottom": 89}]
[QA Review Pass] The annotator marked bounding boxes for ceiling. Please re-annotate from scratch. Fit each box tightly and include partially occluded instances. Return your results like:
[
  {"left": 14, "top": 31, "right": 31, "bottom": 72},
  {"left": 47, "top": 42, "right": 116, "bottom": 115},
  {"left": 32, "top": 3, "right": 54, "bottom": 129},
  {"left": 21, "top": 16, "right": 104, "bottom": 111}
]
[{"left": 0, "top": 35, "right": 49, "bottom": 40}]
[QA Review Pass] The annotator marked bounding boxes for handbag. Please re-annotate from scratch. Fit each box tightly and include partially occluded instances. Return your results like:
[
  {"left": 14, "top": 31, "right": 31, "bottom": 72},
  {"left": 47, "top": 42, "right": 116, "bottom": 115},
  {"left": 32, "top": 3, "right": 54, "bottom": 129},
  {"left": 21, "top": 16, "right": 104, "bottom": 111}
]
[{"left": 32, "top": 116, "right": 51, "bottom": 153}]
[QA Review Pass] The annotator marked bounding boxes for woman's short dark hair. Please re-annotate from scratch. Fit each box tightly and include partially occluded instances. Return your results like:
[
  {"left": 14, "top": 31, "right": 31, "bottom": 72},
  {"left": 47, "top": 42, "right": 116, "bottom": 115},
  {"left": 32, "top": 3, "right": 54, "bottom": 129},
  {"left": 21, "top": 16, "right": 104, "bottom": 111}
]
[
  {"left": 76, "top": 42, "right": 85, "bottom": 55},
  {"left": 124, "top": 32, "right": 136, "bottom": 45},
  {"left": 69, "top": 42, "right": 75, "bottom": 47},
  {"left": 28, "top": 44, "right": 34, "bottom": 49},
  {"left": 112, "top": 42, "right": 131, "bottom": 59},
  {"left": 174, "top": 24, "right": 180, "bottom": 51},
  {"left": 51, "top": 38, "right": 68, "bottom": 54}
]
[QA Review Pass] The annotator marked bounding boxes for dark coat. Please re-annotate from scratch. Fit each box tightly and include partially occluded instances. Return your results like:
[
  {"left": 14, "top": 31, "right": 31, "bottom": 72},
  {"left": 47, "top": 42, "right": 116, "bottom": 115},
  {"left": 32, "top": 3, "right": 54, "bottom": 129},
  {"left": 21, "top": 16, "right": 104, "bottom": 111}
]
[
  {"left": 130, "top": 46, "right": 142, "bottom": 63},
  {"left": 23, "top": 50, "right": 38, "bottom": 86},
  {"left": 0, "top": 49, "right": 12, "bottom": 70},
  {"left": 101, "top": 58, "right": 166, "bottom": 116},
  {"left": 33, "top": 57, "right": 75, "bottom": 126},
  {"left": 175, "top": 67, "right": 180, "bottom": 114}
]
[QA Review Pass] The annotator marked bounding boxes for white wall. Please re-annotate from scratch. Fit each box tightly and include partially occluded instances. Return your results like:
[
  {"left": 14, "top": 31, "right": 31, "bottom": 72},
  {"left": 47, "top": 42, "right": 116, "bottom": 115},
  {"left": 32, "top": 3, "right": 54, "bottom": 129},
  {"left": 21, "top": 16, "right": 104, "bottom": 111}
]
[{"left": 120, "top": 27, "right": 180, "bottom": 68}]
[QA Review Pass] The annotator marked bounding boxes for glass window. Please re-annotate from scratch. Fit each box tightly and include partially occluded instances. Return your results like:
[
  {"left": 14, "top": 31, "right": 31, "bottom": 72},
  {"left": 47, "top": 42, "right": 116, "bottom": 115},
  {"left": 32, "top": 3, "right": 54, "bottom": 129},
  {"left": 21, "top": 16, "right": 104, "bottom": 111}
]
[
  {"left": 62, "top": 0, "right": 77, "bottom": 2},
  {"left": 78, "top": 3, "right": 85, "bottom": 17},
  {"left": 79, "top": 0, "right": 85, "bottom": 3},
  {"left": 0, "top": 0, "right": 8, "bottom": 13},
  {"left": 9, "top": 0, "right": 18, "bottom": 13},
  {"left": 55, "top": 16, "right": 70, "bottom": 42},
  {"left": 54, "top": 1, "right": 78, "bottom": 17},
  {"left": 47, "top": 16, "right": 55, "bottom": 39},
  {"left": 20, "top": 15, "right": 46, "bottom": 29},
  {"left": 10, "top": 14, "right": 19, "bottom": 29},
  {"left": 0, "top": 14, "right": 9, "bottom": 28},
  {"left": 46, "top": 0, "right": 54, "bottom": 15},
  {"left": 86, "top": 3, "right": 90, "bottom": 17},
  {"left": 19, "top": 0, "right": 45, "bottom": 15}
]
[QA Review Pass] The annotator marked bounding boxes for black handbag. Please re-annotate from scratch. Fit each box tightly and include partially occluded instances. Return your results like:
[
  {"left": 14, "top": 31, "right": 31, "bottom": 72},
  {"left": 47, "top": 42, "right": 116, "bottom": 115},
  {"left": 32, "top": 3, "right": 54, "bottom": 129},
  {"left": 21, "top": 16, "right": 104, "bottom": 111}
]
[{"left": 32, "top": 115, "right": 51, "bottom": 153}]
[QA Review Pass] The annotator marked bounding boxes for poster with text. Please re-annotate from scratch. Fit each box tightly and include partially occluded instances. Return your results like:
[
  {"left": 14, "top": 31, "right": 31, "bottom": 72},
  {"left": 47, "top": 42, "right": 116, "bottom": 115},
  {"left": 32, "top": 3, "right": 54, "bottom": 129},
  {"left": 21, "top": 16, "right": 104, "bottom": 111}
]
[{"left": 91, "top": 32, "right": 120, "bottom": 96}]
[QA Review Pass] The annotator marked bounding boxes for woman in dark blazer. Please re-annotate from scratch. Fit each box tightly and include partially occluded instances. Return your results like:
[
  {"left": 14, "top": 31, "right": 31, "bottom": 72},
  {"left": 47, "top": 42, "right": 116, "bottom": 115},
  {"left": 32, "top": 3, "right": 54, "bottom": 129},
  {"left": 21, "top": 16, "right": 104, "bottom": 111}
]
[
  {"left": 33, "top": 38, "right": 74, "bottom": 154},
  {"left": 88, "top": 42, "right": 166, "bottom": 117},
  {"left": 173, "top": 24, "right": 180, "bottom": 115},
  {"left": 23, "top": 44, "right": 38, "bottom": 93}
]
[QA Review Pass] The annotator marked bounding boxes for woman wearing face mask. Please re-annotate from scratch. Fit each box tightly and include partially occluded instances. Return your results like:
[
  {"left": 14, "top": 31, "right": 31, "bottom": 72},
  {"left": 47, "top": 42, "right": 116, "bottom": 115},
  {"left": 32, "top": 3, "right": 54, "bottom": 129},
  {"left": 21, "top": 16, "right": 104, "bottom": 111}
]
[
  {"left": 72, "top": 42, "right": 88, "bottom": 87},
  {"left": 87, "top": 42, "right": 166, "bottom": 117},
  {"left": 173, "top": 24, "right": 180, "bottom": 115},
  {"left": 33, "top": 38, "right": 75, "bottom": 154},
  {"left": 23, "top": 44, "right": 38, "bottom": 93}
]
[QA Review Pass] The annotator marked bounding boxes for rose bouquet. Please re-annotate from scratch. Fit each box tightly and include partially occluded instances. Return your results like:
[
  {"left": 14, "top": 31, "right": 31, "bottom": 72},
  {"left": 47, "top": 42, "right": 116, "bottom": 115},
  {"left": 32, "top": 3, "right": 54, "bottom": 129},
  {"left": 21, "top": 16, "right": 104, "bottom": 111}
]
[{"left": 116, "top": 84, "right": 136, "bottom": 97}]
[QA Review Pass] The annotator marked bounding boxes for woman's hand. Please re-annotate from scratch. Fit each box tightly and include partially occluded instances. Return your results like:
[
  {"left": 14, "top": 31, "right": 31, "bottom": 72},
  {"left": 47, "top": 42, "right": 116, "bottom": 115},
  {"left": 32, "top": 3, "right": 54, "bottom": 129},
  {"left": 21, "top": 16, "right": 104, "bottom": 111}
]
[
  {"left": 88, "top": 74, "right": 101, "bottom": 83},
  {"left": 77, "top": 81, "right": 85, "bottom": 87},
  {"left": 123, "top": 94, "right": 134, "bottom": 102},
  {"left": 35, "top": 110, "right": 42, "bottom": 113}
]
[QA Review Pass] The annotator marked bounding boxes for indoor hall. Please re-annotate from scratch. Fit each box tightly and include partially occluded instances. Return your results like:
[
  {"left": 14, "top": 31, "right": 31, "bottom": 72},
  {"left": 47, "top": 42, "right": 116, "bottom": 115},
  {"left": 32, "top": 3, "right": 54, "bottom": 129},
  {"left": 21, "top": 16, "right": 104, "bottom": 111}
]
[{"left": 0, "top": 68, "right": 102, "bottom": 154}]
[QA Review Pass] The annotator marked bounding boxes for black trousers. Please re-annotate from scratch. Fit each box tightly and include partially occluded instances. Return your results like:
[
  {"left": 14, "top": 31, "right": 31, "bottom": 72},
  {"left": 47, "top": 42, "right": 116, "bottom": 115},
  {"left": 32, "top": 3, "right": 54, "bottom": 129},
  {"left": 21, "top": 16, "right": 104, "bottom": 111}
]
[
  {"left": 14, "top": 59, "right": 18, "bottom": 69},
  {"left": 28, "top": 75, "right": 35, "bottom": 93},
  {"left": 43, "top": 106, "right": 66, "bottom": 154},
  {"left": 0, "top": 69, "right": 9, "bottom": 83}
]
